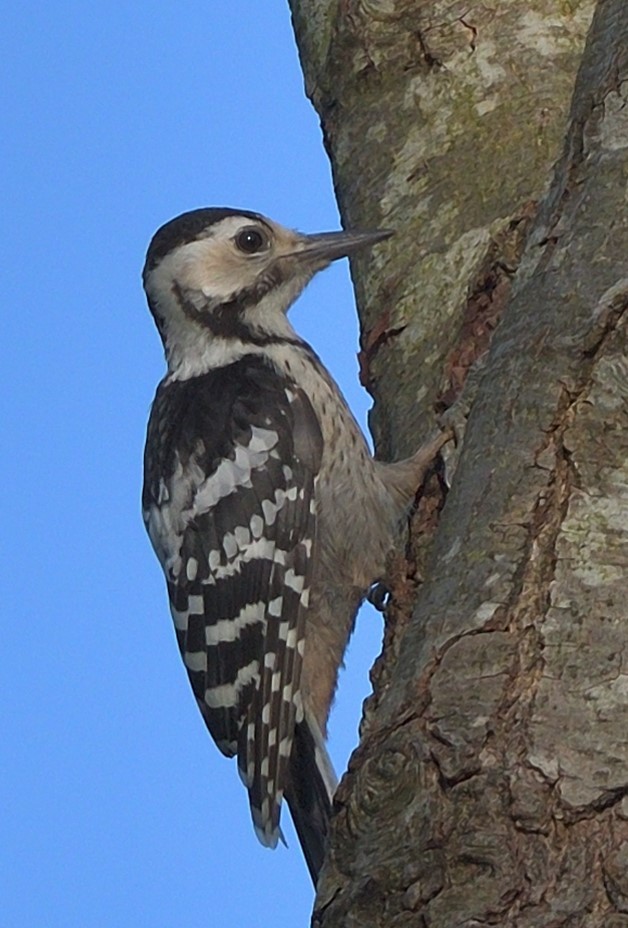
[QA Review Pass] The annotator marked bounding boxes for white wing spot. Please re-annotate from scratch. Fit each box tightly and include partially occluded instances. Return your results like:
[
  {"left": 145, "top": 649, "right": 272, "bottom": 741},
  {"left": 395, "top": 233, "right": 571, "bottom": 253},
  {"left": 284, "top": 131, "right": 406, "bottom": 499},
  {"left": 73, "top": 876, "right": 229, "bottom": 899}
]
[
  {"left": 284, "top": 568, "right": 305, "bottom": 594},
  {"left": 193, "top": 453, "right": 252, "bottom": 511},
  {"left": 248, "top": 426, "right": 279, "bottom": 453},
  {"left": 261, "top": 797, "right": 270, "bottom": 823},
  {"left": 186, "top": 557, "right": 198, "bottom": 581},
  {"left": 184, "top": 650, "right": 207, "bottom": 672},
  {"left": 250, "top": 514, "right": 264, "bottom": 539},
  {"left": 294, "top": 691, "right": 304, "bottom": 723},
  {"left": 206, "top": 538, "right": 275, "bottom": 580},
  {"left": 222, "top": 532, "right": 238, "bottom": 559},
  {"left": 205, "top": 601, "right": 264, "bottom": 646},
  {"left": 204, "top": 660, "right": 259, "bottom": 709},
  {"left": 261, "top": 499, "right": 277, "bottom": 525},
  {"left": 188, "top": 594, "right": 204, "bottom": 615},
  {"left": 234, "top": 525, "right": 251, "bottom": 548}
]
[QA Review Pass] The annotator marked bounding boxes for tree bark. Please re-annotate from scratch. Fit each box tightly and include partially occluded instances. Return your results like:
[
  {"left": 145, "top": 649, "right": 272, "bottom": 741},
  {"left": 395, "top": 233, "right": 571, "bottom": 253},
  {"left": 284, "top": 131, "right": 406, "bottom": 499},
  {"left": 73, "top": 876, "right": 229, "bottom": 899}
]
[{"left": 290, "top": 1, "right": 628, "bottom": 925}]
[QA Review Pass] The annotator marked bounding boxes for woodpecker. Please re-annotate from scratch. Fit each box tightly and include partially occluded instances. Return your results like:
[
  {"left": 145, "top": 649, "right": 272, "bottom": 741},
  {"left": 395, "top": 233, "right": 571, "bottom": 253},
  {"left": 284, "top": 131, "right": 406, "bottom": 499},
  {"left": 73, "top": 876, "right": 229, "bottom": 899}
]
[{"left": 142, "top": 207, "right": 449, "bottom": 884}]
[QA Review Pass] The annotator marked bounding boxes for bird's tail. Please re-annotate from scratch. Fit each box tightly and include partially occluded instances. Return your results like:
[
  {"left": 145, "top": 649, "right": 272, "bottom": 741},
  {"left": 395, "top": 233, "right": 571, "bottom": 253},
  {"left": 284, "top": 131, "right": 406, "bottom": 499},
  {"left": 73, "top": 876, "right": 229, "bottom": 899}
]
[{"left": 285, "top": 710, "right": 338, "bottom": 886}]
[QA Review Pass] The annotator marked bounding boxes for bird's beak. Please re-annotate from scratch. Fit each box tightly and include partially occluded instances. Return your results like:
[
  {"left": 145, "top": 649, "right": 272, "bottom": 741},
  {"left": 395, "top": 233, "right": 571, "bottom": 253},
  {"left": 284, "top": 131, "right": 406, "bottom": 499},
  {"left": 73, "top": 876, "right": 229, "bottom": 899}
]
[{"left": 296, "top": 228, "right": 393, "bottom": 265}]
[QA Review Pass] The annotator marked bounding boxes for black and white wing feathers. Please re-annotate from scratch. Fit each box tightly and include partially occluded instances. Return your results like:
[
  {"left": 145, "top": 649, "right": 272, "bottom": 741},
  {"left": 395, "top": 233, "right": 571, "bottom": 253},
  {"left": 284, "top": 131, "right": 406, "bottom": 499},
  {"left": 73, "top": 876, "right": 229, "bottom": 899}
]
[{"left": 143, "top": 355, "right": 323, "bottom": 848}]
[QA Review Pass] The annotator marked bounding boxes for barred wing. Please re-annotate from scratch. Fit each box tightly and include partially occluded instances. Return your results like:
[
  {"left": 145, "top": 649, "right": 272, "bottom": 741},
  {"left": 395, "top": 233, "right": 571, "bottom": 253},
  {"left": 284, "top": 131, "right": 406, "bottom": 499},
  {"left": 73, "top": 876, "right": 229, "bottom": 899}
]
[{"left": 143, "top": 357, "right": 323, "bottom": 846}]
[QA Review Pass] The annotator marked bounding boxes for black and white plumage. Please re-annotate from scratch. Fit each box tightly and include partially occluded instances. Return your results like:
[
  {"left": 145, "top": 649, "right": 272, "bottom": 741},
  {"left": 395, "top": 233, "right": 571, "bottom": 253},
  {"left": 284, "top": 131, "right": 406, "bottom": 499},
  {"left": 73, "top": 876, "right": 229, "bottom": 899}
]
[{"left": 142, "top": 207, "right": 448, "bottom": 883}]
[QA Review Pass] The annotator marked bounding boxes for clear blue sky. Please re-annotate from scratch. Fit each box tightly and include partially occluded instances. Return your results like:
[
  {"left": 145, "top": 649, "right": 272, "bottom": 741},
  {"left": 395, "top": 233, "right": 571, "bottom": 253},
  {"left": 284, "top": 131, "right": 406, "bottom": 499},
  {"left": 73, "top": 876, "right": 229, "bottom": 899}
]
[{"left": 3, "top": 4, "right": 384, "bottom": 926}]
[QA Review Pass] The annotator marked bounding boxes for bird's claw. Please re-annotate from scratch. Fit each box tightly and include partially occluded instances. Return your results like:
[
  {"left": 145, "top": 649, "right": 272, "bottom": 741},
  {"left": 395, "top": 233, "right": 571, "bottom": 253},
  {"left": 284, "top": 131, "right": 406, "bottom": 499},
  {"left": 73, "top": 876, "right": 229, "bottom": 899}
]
[{"left": 367, "top": 582, "right": 391, "bottom": 612}]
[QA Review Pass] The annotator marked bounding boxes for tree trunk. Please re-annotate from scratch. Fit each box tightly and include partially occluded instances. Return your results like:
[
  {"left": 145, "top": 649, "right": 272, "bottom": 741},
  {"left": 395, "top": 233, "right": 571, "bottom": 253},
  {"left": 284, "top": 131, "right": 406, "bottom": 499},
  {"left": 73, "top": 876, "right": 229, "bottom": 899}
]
[{"left": 289, "top": 1, "right": 628, "bottom": 925}]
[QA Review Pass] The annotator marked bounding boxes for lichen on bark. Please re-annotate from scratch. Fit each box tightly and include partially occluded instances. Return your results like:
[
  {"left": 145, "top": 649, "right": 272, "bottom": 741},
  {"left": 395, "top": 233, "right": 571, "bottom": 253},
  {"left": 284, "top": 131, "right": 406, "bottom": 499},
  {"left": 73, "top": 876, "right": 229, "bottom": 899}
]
[{"left": 290, "top": 0, "right": 595, "bottom": 459}]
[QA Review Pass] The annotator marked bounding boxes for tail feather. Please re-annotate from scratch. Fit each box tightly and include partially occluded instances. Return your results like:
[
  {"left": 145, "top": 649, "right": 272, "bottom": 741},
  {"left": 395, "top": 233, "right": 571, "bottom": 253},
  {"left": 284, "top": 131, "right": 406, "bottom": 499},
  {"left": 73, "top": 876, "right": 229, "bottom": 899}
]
[{"left": 285, "top": 712, "right": 337, "bottom": 886}]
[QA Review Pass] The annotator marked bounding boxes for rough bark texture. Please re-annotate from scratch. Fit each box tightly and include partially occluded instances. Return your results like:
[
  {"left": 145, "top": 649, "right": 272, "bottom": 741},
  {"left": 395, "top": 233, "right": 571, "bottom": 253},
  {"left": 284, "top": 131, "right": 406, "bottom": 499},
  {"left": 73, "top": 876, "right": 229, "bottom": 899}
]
[
  {"left": 290, "top": 1, "right": 628, "bottom": 925},
  {"left": 290, "top": 0, "right": 594, "bottom": 462}
]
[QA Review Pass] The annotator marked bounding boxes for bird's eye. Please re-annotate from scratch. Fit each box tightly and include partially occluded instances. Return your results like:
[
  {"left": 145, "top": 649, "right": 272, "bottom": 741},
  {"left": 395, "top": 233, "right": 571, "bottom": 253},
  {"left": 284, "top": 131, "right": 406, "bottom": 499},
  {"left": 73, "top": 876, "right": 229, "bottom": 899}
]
[{"left": 235, "top": 227, "right": 269, "bottom": 255}]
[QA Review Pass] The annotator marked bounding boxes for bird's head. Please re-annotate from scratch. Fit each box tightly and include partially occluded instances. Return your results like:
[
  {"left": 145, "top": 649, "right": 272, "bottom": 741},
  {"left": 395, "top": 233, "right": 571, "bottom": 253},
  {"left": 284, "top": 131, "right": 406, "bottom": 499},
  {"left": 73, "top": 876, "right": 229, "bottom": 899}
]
[{"left": 142, "top": 207, "right": 391, "bottom": 375}]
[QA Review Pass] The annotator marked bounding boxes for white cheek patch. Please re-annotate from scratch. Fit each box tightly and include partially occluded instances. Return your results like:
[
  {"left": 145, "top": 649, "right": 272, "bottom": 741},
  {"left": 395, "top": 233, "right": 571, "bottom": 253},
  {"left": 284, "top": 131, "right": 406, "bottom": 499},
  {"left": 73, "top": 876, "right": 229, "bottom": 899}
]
[
  {"left": 164, "top": 218, "right": 270, "bottom": 299},
  {"left": 177, "top": 237, "right": 252, "bottom": 298}
]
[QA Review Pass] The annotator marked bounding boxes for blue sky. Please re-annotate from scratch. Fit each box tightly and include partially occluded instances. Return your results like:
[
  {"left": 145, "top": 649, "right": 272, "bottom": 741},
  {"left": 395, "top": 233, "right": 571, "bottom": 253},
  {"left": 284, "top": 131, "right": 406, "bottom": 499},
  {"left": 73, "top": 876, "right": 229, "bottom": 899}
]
[{"left": 3, "top": 4, "right": 384, "bottom": 926}]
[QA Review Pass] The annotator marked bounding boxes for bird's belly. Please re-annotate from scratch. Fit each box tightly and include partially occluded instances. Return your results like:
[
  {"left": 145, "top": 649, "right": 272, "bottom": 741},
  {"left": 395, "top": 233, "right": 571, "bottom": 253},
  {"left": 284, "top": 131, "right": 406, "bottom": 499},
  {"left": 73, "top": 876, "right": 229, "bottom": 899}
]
[{"left": 315, "top": 458, "right": 396, "bottom": 589}]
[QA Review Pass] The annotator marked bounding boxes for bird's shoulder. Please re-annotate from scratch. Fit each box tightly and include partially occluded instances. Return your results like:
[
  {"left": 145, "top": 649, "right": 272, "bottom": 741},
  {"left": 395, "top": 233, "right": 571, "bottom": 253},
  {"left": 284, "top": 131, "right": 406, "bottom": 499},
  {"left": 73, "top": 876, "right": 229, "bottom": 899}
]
[{"left": 143, "top": 354, "right": 323, "bottom": 509}]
